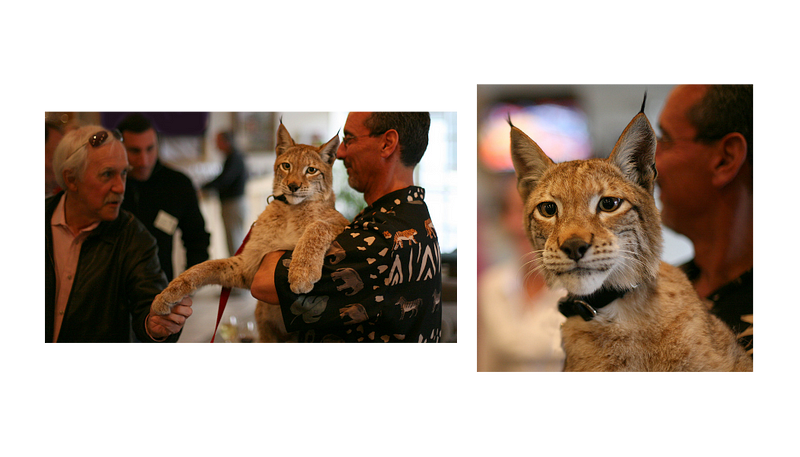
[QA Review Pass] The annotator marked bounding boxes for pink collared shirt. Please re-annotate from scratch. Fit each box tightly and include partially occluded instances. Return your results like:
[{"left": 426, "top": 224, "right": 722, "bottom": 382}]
[{"left": 50, "top": 194, "right": 99, "bottom": 342}]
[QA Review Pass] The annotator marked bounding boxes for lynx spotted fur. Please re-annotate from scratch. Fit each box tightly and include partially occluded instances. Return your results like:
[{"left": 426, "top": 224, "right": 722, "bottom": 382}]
[
  {"left": 151, "top": 123, "right": 349, "bottom": 342},
  {"left": 509, "top": 99, "right": 752, "bottom": 371}
]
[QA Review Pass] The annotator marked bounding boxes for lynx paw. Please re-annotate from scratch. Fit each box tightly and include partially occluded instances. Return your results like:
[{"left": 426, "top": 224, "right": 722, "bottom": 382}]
[
  {"left": 152, "top": 278, "right": 193, "bottom": 315},
  {"left": 151, "top": 293, "right": 173, "bottom": 316},
  {"left": 288, "top": 263, "right": 321, "bottom": 295}
]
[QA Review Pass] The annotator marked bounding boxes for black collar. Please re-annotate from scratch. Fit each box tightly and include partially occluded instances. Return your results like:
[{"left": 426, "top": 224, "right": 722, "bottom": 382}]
[
  {"left": 268, "top": 194, "right": 288, "bottom": 204},
  {"left": 558, "top": 286, "right": 632, "bottom": 321}
]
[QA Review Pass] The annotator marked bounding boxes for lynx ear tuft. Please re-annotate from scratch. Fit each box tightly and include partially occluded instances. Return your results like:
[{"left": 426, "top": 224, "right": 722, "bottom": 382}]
[
  {"left": 640, "top": 91, "right": 647, "bottom": 114},
  {"left": 319, "top": 134, "right": 340, "bottom": 165},
  {"left": 276, "top": 122, "right": 296, "bottom": 156},
  {"left": 609, "top": 110, "right": 657, "bottom": 193}
]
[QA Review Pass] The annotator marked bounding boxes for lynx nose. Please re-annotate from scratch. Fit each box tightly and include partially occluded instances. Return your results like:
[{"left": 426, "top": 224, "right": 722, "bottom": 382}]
[
  {"left": 561, "top": 237, "right": 590, "bottom": 261},
  {"left": 288, "top": 183, "right": 300, "bottom": 193}
]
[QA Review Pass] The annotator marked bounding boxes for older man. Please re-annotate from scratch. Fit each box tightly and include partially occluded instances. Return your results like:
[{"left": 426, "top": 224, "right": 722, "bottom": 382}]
[
  {"left": 251, "top": 112, "right": 442, "bottom": 342},
  {"left": 45, "top": 126, "right": 192, "bottom": 342}
]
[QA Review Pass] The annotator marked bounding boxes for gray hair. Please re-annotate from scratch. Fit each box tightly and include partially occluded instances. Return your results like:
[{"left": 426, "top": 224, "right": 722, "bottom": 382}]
[{"left": 52, "top": 125, "right": 122, "bottom": 189}]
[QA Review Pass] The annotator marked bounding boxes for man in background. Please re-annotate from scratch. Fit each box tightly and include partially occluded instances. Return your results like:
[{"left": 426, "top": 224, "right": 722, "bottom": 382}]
[
  {"left": 202, "top": 131, "right": 249, "bottom": 257},
  {"left": 116, "top": 113, "right": 211, "bottom": 280}
]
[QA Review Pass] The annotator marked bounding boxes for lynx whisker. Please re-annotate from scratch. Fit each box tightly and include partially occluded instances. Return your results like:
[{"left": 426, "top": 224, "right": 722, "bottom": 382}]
[
  {"left": 616, "top": 249, "right": 650, "bottom": 269},
  {"left": 516, "top": 249, "right": 547, "bottom": 285}
]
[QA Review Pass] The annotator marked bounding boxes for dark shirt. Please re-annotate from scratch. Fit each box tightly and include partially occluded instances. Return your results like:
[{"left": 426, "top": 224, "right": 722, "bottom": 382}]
[
  {"left": 275, "top": 186, "right": 443, "bottom": 342},
  {"left": 681, "top": 260, "right": 753, "bottom": 354},
  {"left": 122, "top": 161, "right": 210, "bottom": 280},
  {"left": 202, "top": 150, "right": 248, "bottom": 200}
]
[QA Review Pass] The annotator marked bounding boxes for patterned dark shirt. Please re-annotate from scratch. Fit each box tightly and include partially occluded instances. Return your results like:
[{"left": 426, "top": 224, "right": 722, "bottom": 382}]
[
  {"left": 680, "top": 259, "right": 756, "bottom": 360},
  {"left": 275, "top": 186, "right": 443, "bottom": 342}
]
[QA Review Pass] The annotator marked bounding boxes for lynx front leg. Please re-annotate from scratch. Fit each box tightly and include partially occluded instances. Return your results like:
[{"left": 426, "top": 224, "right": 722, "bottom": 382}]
[
  {"left": 151, "top": 256, "right": 252, "bottom": 315},
  {"left": 287, "top": 248, "right": 327, "bottom": 295},
  {"left": 288, "top": 222, "right": 344, "bottom": 294}
]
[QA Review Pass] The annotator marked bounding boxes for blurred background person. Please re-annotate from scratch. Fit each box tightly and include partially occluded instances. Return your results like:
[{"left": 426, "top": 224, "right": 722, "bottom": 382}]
[
  {"left": 116, "top": 113, "right": 211, "bottom": 281},
  {"left": 477, "top": 175, "right": 566, "bottom": 371},
  {"left": 45, "top": 120, "right": 64, "bottom": 197},
  {"left": 202, "top": 131, "right": 249, "bottom": 257}
]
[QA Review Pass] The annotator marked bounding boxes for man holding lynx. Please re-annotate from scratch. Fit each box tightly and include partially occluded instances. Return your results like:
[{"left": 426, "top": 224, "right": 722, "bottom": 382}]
[
  {"left": 147, "top": 112, "right": 441, "bottom": 343},
  {"left": 251, "top": 112, "right": 443, "bottom": 342}
]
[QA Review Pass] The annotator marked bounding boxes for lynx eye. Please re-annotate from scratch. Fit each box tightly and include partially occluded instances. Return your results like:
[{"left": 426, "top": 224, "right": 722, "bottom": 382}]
[
  {"left": 279, "top": 162, "right": 291, "bottom": 171},
  {"left": 537, "top": 202, "right": 557, "bottom": 218},
  {"left": 598, "top": 197, "right": 622, "bottom": 212},
  {"left": 306, "top": 166, "right": 318, "bottom": 174}
]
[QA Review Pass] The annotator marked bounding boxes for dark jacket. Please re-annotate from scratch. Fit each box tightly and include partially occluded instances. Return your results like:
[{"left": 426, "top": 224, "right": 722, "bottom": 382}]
[
  {"left": 123, "top": 160, "right": 210, "bottom": 280},
  {"left": 46, "top": 193, "right": 177, "bottom": 342},
  {"left": 202, "top": 150, "right": 248, "bottom": 200}
]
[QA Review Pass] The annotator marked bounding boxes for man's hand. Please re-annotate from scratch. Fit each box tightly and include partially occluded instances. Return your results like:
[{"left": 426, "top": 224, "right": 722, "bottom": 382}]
[{"left": 146, "top": 296, "right": 193, "bottom": 341}]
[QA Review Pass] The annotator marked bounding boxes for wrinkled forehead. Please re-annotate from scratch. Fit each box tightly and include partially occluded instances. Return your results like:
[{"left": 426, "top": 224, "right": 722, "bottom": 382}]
[{"left": 87, "top": 141, "right": 129, "bottom": 167}]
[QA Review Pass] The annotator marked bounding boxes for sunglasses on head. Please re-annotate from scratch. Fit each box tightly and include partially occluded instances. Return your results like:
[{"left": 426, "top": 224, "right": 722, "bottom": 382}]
[{"left": 72, "top": 129, "right": 123, "bottom": 155}]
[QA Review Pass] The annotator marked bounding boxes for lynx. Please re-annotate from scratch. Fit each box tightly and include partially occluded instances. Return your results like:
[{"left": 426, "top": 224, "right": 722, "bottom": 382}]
[
  {"left": 509, "top": 98, "right": 752, "bottom": 371},
  {"left": 151, "top": 123, "right": 349, "bottom": 342}
]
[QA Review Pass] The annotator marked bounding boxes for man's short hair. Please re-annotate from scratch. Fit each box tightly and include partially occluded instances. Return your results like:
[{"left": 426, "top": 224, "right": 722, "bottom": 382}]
[
  {"left": 686, "top": 84, "right": 756, "bottom": 193},
  {"left": 364, "top": 109, "right": 431, "bottom": 167}
]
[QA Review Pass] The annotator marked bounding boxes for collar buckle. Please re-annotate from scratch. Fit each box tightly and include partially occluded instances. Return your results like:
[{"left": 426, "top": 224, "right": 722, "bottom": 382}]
[
  {"left": 573, "top": 299, "right": 598, "bottom": 321},
  {"left": 268, "top": 194, "right": 288, "bottom": 204},
  {"left": 558, "top": 297, "right": 598, "bottom": 321},
  {"left": 558, "top": 286, "right": 633, "bottom": 321}
]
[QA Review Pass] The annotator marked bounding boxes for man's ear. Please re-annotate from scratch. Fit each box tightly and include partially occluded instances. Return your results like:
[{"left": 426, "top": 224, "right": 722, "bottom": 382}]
[
  {"left": 380, "top": 129, "right": 400, "bottom": 158},
  {"left": 63, "top": 169, "right": 79, "bottom": 192},
  {"left": 711, "top": 132, "right": 748, "bottom": 188}
]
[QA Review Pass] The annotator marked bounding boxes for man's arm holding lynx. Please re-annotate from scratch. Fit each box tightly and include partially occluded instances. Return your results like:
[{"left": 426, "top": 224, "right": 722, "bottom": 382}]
[{"left": 251, "top": 250, "right": 286, "bottom": 304}]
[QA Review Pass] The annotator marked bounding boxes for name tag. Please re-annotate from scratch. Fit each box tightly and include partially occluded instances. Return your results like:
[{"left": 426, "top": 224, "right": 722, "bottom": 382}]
[{"left": 154, "top": 210, "right": 178, "bottom": 235}]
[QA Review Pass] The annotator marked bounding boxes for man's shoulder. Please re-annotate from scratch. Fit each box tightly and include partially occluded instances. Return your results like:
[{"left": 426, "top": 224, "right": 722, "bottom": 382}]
[{"left": 154, "top": 163, "right": 194, "bottom": 187}]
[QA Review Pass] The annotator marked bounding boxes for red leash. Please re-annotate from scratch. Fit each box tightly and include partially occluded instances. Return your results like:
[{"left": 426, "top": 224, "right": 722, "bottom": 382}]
[{"left": 210, "top": 225, "right": 253, "bottom": 343}]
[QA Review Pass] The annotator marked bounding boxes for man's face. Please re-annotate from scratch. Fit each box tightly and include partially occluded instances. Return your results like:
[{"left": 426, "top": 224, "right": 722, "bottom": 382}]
[
  {"left": 71, "top": 141, "right": 129, "bottom": 224},
  {"left": 122, "top": 128, "right": 159, "bottom": 181},
  {"left": 655, "top": 85, "right": 716, "bottom": 233},
  {"left": 336, "top": 112, "right": 383, "bottom": 193}
]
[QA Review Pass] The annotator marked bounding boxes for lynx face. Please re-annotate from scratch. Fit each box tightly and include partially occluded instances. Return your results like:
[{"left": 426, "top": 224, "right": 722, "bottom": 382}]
[
  {"left": 524, "top": 159, "right": 661, "bottom": 295},
  {"left": 274, "top": 123, "right": 338, "bottom": 205},
  {"left": 510, "top": 109, "right": 662, "bottom": 296}
]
